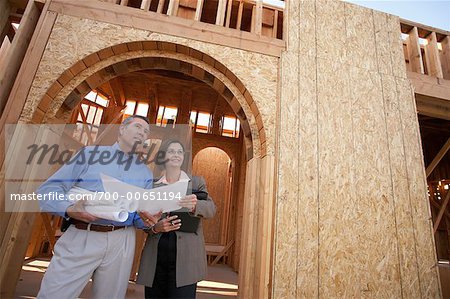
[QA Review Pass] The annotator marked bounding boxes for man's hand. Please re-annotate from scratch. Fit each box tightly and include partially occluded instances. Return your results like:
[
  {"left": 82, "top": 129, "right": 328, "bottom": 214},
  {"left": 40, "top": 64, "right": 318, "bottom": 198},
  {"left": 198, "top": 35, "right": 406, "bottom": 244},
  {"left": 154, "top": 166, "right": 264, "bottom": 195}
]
[
  {"left": 138, "top": 210, "right": 162, "bottom": 227},
  {"left": 66, "top": 200, "right": 97, "bottom": 223},
  {"left": 152, "top": 215, "right": 181, "bottom": 233},
  {"left": 178, "top": 194, "right": 197, "bottom": 213}
]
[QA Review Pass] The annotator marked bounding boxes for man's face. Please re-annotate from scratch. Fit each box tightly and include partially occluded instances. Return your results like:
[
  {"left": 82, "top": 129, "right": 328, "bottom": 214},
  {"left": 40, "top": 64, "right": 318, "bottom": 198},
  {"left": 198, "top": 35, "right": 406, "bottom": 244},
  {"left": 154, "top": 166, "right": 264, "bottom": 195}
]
[{"left": 118, "top": 118, "right": 150, "bottom": 150}]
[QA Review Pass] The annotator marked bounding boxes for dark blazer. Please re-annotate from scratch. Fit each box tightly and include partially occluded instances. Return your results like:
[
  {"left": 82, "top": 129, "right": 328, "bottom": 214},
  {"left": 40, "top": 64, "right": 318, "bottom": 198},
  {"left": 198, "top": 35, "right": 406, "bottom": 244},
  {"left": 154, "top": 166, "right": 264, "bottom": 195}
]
[{"left": 136, "top": 176, "right": 216, "bottom": 287}]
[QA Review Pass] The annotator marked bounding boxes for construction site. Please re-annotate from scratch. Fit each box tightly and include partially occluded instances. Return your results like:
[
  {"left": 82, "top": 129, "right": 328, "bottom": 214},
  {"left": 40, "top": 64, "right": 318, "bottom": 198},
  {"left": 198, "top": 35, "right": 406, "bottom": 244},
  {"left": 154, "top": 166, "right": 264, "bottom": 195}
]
[{"left": 1, "top": 0, "right": 449, "bottom": 298}]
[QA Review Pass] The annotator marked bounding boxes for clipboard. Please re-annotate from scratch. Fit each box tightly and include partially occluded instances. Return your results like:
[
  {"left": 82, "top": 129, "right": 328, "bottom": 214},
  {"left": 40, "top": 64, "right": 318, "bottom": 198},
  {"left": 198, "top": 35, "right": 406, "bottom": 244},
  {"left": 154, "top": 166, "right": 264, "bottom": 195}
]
[{"left": 169, "top": 190, "right": 208, "bottom": 233}]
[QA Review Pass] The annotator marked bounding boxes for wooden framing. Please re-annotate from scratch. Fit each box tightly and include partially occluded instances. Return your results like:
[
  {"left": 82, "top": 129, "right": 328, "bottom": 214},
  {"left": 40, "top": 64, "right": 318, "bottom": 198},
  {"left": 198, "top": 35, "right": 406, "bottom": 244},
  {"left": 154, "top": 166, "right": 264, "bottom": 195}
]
[
  {"left": 0, "top": 0, "right": 42, "bottom": 115},
  {"left": 406, "top": 27, "right": 424, "bottom": 74},
  {"left": 434, "top": 190, "right": 450, "bottom": 234},
  {"left": 425, "top": 32, "right": 443, "bottom": 78},
  {"left": 426, "top": 137, "right": 450, "bottom": 178},
  {"left": 47, "top": 0, "right": 285, "bottom": 58}
]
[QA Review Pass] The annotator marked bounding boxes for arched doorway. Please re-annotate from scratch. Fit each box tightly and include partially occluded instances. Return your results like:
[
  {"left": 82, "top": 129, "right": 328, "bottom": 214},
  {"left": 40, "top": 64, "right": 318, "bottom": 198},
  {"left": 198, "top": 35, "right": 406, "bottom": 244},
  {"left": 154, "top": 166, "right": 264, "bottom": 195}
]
[{"left": 6, "top": 41, "right": 275, "bottom": 298}]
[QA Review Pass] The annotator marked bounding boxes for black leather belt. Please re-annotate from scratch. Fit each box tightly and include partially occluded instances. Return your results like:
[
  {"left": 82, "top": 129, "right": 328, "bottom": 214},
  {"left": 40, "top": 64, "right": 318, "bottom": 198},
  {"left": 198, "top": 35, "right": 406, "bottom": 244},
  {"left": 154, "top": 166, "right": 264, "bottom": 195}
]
[{"left": 71, "top": 219, "right": 126, "bottom": 232}]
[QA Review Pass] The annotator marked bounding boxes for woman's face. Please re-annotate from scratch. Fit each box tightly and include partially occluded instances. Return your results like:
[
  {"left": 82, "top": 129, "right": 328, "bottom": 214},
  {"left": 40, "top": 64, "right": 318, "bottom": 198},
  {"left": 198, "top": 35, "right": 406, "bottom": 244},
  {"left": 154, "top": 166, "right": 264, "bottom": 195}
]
[{"left": 165, "top": 142, "right": 184, "bottom": 169}]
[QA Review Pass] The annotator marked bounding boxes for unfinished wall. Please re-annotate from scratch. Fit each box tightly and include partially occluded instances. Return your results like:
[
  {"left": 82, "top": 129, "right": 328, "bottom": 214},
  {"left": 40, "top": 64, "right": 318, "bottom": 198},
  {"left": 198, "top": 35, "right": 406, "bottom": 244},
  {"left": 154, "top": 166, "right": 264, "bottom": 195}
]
[
  {"left": 18, "top": 13, "right": 278, "bottom": 156},
  {"left": 274, "top": 0, "right": 441, "bottom": 298}
]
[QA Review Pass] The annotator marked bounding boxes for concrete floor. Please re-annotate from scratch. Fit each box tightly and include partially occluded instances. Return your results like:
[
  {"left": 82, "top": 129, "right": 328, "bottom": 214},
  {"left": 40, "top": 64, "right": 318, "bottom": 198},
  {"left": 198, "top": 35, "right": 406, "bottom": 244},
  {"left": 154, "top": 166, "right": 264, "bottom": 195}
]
[{"left": 15, "top": 258, "right": 238, "bottom": 299}]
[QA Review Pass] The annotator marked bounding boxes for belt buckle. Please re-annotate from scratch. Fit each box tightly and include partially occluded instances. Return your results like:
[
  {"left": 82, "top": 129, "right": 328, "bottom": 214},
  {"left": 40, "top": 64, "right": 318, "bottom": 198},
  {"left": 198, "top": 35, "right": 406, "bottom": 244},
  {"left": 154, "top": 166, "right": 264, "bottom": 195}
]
[
  {"left": 87, "top": 223, "right": 92, "bottom": 231},
  {"left": 107, "top": 224, "right": 115, "bottom": 231}
]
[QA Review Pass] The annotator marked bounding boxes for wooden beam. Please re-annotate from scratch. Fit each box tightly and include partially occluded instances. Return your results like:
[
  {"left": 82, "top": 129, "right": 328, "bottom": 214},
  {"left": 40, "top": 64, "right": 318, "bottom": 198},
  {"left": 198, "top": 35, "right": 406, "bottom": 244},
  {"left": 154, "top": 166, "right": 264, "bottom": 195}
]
[
  {"left": 167, "top": 0, "right": 179, "bottom": 16},
  {"left": 0, "top": 0, "right": 11, "bottom": 44},
  {"left": 236, "top": 0, "right": 244, "bottom": 30},
  {"left": 272, "top": 9, "right": 278, "bottom": 38},
  {"left": 426, "top": 137, "right": 450, "bottom": 178},
  {"left": 425, "top": 32, "right": 443, "bottom": 78},
  {"left": 211, "top": 240, "right": 234, "bottom": 265},
  {"left": 194, "top": 0, "right": 203, "bottom": 21},
  {"left": 48, "top": 0, "right": 285, "bottom": 57},
  {"left": 0, "top": 0, "right": 42, "bottom": 116},
  {"left": 434, "top": 190, "right": 450, "bottom": 233},
  {"left": 441, "top": 36, "right": 450, "bottom": 80},
  {"left": 407, "top": 27, "right": 424, "bottom": 74},
  {"left": 40, "top": 213, "right": 56, "bottom": 252},
  {"left": 140, "top": 0, "right": 151, "bottom": 11},
  {"left": 430, "top": 197, "right": 450, "bottom": 220},
  {"left": 254, "top": 0, "right": 263, "bottom": 36},
  {"left": 215, "top": 0, "right": 227, "bottom": 26},
  {"left": 225, "top": 0, "right": 233, "bottom": 28},
  {"left": 157, "top": 0, "right": 165, "bottom": 13}
]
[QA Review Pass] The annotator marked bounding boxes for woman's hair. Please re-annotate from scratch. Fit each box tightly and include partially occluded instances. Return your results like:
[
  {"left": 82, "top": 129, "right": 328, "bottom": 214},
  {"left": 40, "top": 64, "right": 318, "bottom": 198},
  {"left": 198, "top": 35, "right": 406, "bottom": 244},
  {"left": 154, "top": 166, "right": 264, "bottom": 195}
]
[{"left": 157, "top": 139, "right": 187, "bottom": 170}]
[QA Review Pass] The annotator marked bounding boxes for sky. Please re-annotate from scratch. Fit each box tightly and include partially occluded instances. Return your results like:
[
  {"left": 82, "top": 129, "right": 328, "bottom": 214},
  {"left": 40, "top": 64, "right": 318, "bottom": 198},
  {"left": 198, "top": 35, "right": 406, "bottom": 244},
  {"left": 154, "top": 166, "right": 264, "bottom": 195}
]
[{"left": 345, "top": 1, "right": 450, "bottom": 31}]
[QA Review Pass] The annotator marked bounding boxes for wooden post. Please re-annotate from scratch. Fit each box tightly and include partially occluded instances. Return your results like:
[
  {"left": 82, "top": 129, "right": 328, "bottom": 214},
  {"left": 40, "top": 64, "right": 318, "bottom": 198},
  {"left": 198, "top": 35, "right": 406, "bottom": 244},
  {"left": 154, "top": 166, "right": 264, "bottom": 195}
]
[
  {"left": 238, "top": 158, "right": 260, "bottom": 299},
  {"left": 426, "top": 137, "right": 450, "bottom": 178},
  {"left": 434, "top": 190, "right": 450, "bottom": 234},
  {"left": 167, "top": 0, "right": 179, "bottom": 16},
  {"left": 236, "top": 0, "right": 243, "bottom": 30},
  {"left": 425, "top": 32, "right": 443, "bottom": 78},
  {"left": 254, "top": 0, "right": 263, "bottom": 36},
  {"left": 0, "top": 0, "right": 11, "bottom": 44},
  {"left": 157, "top": 0, "right": 166, "bottom": 13},
  {"left": 407, "top": 27, "right": 424, "bottom": 74},
  {"left": 440, "top": 36, "right": 450, "bottom": 80},
  {"left": 0, "top": 0, "right": 42, "bottom": 116},
  {"left": 225, "top": 0, "right": 233, "bottom": 28},
  {"left": 216, "top": 0, "right": 227, "bottom": 26},
  {"left": 273, "top": 10, "right": 278, "bottom": 38},
  {"left": 194, "top": 0, "right": 204, "bottom": 21},
  {"left": 140, "top": 0, "right": 151, "bottom": 11}
]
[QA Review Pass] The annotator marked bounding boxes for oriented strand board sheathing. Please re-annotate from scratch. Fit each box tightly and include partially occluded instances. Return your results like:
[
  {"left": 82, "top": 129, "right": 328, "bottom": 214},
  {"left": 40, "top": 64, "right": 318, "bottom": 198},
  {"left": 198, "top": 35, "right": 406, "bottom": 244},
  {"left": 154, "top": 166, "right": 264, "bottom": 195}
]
[
  {"left": 296, "top": 52, "right": 319, "bottom": 298},
  {"left": 349, "top": 66, "right": 401, "bottom": 297},
  {"left": 20, "top": 14, "right": 277, "bottom": 155},
  {"left": 317, "top": 57, "right": 355, "bottom": 298},
  {"left": 396, "top": 78, "right": 441, "bottom": 298},
  {"left": 344, "top": 2, "right": 377, "bottom": 71},
  {"left": 380, "top": 74, "right": 421, "bottom": 298},
  {"left": 316, "top": 0, "right": 347, "bottom": 64},
  {"left": 272, "top": 0, "right": 300, "bottom": 295},
  {"left": 299, "top": 0, "right": 316, "bottom": 57},
  {"left": 388, "top": 15, "right": 408, "bottom": 79},
  {"left": 373, "top": 11, "right": 394, "bottom": 76},
  {"left": 273, "top": 51, "right": 299, "bottom": 299}
]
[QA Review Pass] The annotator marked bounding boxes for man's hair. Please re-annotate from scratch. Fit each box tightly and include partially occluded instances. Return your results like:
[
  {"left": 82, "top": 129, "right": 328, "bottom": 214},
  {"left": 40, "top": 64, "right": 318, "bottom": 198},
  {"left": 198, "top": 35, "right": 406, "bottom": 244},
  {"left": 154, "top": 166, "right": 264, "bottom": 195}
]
[{"left": 121, "top": 115, "right": 150, "bottom": 125}]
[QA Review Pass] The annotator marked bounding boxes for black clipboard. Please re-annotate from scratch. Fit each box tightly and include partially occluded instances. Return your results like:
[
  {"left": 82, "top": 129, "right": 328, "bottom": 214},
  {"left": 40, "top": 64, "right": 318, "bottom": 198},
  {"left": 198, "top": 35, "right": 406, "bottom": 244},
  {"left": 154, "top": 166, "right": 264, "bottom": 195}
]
[{"left": 169, "top": 190, "right": 208, "bottom": 233}]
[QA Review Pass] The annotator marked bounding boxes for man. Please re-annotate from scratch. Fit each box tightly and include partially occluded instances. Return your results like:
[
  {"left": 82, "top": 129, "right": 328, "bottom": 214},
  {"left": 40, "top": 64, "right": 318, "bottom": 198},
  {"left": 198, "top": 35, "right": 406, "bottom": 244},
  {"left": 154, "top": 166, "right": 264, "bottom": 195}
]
[{"left": 37, "top": 115, "right": 159, "bottom": 299}]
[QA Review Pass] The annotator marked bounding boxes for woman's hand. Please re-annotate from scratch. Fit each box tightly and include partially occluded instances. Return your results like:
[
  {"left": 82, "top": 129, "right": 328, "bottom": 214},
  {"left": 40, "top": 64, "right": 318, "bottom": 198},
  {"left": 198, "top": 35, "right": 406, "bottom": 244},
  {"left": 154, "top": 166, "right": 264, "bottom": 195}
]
[
  {"left": 138, "top": 210, "right": 162, "bottom": 227},
  {"left": 153, "top": 215, "right": 181, "bottom": 233},
  {"left": 178, "top": 194, "right": 197, "bottom": 213}
]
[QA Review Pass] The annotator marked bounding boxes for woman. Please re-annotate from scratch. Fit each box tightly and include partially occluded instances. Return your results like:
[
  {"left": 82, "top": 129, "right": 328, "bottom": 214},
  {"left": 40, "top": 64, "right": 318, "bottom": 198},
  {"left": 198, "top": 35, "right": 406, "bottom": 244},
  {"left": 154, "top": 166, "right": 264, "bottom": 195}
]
[{"left": 137, "top": 139, "right": 216, "bottom": 299}]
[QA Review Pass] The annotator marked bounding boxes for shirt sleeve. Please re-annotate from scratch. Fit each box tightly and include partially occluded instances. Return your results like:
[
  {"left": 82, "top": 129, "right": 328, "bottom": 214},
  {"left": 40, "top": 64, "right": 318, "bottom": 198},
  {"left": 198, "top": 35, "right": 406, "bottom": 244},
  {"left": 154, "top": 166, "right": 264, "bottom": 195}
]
[
  {"left": 37, "top": 148, "right": 88, "bottom": 218},
  {"left": 133, "top": 168, "right": 154, "bottom": 229}
]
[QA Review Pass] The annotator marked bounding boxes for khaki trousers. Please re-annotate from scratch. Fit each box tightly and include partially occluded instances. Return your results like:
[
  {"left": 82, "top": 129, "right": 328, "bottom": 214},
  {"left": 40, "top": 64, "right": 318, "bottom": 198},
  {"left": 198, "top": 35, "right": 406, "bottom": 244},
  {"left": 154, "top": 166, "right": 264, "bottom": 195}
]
[{"left": 37, "top": 225, "right": 136, "bottom": 299}]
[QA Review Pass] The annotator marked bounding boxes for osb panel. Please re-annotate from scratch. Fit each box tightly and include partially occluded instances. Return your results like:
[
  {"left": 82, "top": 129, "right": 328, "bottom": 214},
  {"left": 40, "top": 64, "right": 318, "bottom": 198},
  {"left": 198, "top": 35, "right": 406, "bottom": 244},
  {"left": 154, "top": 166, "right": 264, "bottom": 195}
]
[
  {"left": 348, "top": 66, "right": 401, "bottom": 297},
  {"left": 296, "top": 53, "right": 319, "bottom": 298},
  {"left": 273, "top": 52, "right": 299, "bottom": 298},
  {"left": 316, "top": 57, "right": 356, "bottom": 298},
  {"left": 388, "top": 15, "right": 408, "bottom": 79},
  {"left": 299, "top": 0, "right": 316, "bottom": 56},
  {"left": 316, "top": 0, "right": 347, "bottom": 64},
  {"left": 272, "top": 0, "right": 301, "bottom": 295},
  {"left": 373, "top": 11, "right": 394, "bottom": 76},
  {"left": 19, "top": 14, "right": 277, "bottom": 155},
  {"left": 193, "top": 147, "right": 231, "bottom": 245},
  {"left": 344, "top": 2, "right": 377, "bottom": 71},
  {"left": 396, "top": 77, "right": 441, "bottom": 298},
  {"left": 381, "top": 74, "right": 421, "bottom": 298}
]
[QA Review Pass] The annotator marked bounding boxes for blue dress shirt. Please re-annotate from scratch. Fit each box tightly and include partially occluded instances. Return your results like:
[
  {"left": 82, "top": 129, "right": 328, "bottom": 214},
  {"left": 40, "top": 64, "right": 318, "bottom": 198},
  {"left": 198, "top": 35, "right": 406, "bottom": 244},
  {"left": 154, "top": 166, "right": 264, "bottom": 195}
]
[{"left": 37, "top": 143, "right": 153, "bottom": 228}]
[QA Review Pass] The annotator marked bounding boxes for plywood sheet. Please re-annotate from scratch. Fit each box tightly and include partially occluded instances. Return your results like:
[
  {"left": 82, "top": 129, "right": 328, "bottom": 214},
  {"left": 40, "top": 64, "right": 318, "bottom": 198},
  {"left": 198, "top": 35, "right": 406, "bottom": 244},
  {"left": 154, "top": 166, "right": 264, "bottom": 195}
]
[{"left": 272, "top": 51, "right": 299, "bottom": 299}]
